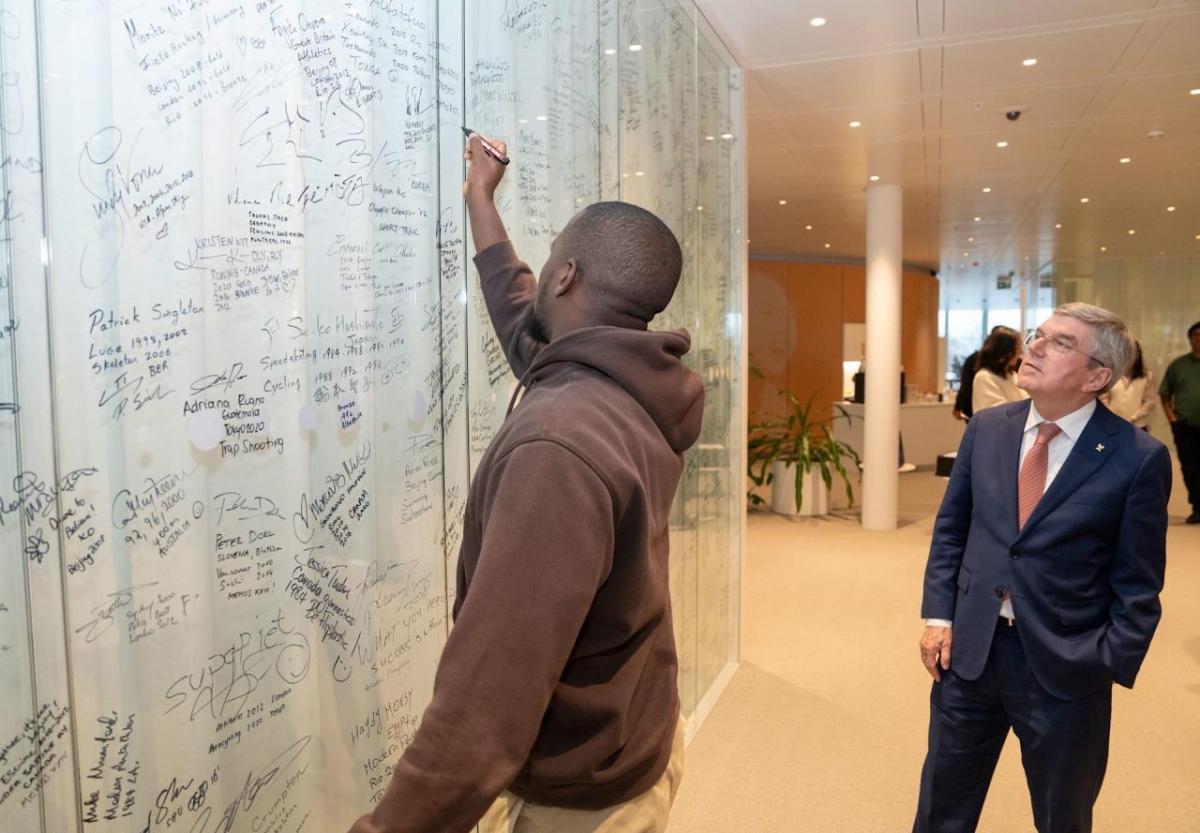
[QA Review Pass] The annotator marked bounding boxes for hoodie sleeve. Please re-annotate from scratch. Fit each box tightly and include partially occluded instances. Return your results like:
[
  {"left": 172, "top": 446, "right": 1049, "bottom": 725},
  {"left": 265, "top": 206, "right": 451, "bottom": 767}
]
[
  {"left": 474, "top": 240, "right": 548, "bottom": 379},
  {"left": 347, "top": 440, "right": 615, "bottom": 833}
]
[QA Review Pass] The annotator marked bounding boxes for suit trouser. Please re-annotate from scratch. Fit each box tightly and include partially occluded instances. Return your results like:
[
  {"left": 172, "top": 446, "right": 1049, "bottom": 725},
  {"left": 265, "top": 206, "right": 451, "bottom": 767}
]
[
  {"left": 913, "top": 623, "right": 1112, "bottom": 833},
  {"left": 1170, "top": 420, "right": 1200, "bottom": 511},
  {"left": 480, "top": 717, "right": 685, "bottom": 833}
]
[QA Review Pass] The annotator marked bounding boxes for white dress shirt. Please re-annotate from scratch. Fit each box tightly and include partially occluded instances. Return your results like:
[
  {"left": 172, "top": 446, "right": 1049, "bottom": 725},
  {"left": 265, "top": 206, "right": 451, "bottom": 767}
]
[{"left": 927, "top": 398, "right": 1098, "bottom": 628}]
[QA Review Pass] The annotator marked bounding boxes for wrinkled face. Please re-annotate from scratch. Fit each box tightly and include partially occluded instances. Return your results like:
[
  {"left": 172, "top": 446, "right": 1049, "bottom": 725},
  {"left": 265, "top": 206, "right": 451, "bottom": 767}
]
[{"left": 1017, "top": 314, "right": 1110, "bottom": 398}]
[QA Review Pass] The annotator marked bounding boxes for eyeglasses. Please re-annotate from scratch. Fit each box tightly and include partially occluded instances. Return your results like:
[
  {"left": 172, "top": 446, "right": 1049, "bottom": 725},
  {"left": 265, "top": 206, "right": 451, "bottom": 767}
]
[{"left": 1023, "top": 328, "right": 1107, "bottom": 368}]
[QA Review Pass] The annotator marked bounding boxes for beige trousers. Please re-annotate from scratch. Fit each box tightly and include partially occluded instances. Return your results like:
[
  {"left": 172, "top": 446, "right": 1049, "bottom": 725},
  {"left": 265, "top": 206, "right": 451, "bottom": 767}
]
[{"left": 480, "top": 718, "right": 686, "bottom": 833}]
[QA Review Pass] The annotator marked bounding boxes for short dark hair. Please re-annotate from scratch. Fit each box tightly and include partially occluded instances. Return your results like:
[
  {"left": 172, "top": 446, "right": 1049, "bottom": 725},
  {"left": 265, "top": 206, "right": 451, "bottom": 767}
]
[
  {"left": 1189, "top": 321, "right": 1200, "bottom": 339},
  {"left": 978, "top": 330, "right": 1020, "bottom": 376},
  {"left": 562, "top": 201, "right": 683, "bottom": 322}
]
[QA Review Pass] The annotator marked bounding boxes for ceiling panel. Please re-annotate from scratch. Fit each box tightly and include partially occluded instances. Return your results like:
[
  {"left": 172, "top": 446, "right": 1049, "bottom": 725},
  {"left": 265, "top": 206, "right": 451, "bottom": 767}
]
[
  {"left": 747, "top": 114, "right": 790, "bottom": 149},
  {"left": 943, "top": 0, "right": 1157, "bottom": 37},
  {"left": 938, "top": 124, "right": 1074, "bottom": 172},
  {"left": 776, "top": 99, "right": 925, "bottom": 144},
  {"left": 941, "top": 83, "right": 1102, "bottom": 133},
  {"left": 1134, "top": 11, "right": 1200, "bottom": 73},
  {"left": 941, "top": 24, "right": 1141, "bottom": 93},
  {"left": 745, "top": 73, "right": 776, "bottom": 115},
  {"left": 753, "top": 51, "right": 922, "bottom": 111},
  {"left": 1101, "top": 73, "right": 1200, "bottom": 119},
  {"left": 698, "top": 0, "right": 919, "bottom": 66},
  {"left": 698, "top": 0, "right": 1200, "bottom": 266}
]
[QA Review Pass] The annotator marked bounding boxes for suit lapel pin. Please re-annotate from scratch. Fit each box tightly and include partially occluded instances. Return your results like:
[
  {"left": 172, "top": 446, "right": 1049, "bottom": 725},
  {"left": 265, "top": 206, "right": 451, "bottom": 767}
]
[{"left": 1095, "top": 443, "right": 1105, "bottom": 453}]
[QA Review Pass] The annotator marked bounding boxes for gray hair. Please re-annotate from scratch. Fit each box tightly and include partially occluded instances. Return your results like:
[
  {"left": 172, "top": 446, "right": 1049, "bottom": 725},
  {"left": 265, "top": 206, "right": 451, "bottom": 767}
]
[{"left": 1054, "top": 302, "right": 1134, "bottom": 392}]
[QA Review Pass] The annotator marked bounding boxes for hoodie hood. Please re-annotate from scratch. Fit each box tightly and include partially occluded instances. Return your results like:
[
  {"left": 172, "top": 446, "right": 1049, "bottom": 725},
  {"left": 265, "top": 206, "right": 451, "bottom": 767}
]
[{"left": 519, "top": 326, "right": 705, "bottom": 454}]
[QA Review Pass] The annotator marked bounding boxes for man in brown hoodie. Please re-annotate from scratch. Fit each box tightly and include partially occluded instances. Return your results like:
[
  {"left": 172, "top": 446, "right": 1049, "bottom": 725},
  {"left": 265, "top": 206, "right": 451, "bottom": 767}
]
[{"left": 346, "top": 134, "right": 704, "bottom": 833}]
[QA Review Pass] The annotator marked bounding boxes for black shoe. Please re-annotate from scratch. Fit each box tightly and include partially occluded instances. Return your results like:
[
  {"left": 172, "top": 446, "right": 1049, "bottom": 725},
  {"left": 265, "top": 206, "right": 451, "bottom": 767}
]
[{"left": 1187, "top": 512, "right": 1200, "bottom": 525}]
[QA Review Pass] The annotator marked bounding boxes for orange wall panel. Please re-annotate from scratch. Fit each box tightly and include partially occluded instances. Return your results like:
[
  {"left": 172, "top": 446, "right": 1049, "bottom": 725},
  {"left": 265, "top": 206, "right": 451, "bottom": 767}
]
[
  {"left": 748, "top": 259, "right": 940, "bottom": 430},
  {"left": 786, "top": 261, "right": 844, "bottom": 424}
]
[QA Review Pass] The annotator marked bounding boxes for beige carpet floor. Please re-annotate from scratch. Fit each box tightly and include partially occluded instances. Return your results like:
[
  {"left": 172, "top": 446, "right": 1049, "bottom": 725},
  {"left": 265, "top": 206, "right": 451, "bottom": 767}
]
[{"left": 667, "top": 465, "right": 1200, "bottom": 833}]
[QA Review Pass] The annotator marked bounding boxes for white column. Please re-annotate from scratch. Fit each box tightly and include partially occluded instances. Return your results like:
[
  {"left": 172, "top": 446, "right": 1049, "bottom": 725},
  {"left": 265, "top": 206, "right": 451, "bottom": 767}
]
[{"left": 862, "top": 184, "right": 902, "bottom": 531}]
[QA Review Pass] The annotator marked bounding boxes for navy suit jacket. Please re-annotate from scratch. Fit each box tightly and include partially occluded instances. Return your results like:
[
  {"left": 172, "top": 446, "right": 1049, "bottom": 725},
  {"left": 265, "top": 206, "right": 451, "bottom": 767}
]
[{"left": 921, "top": 399, "right": 1172, "bottom": 700}]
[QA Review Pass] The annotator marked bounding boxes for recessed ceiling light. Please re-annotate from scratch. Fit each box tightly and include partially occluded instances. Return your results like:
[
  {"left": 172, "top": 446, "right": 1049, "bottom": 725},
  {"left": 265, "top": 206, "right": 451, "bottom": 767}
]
[
  {"left": 810, "top": 17, "right": 827, "bottom": 26},
  {"left": 1023, "top": 58, "right": 1038, "bottom": 67},
  {"left": 1080, "top": 197, "right": 1090, "bottom": 203},
  {"left": 1128, "top": 229, "right": 1136, "bottom": 235},
  {"left": 1167, "top": 206, "right": 1176, "bottom": 212},
  {"left": 824, "top": 243, "right": 831, "bottom": 248},
  {"left": 697, "top": 206, "right": 704, "bottom": 211},
  {"left": 869, "top": 175, "right": 880, "bottom": 181},
  {"left": 996, "top": 141, "right": 1008, "bottom": 148},
  {"left": 1055, "top": 223, "right": 1062, "bottom": 229},
  {"left": 963, "top": 251, "right": 969, "bottom": 256},
  {"left": 968, "top": 237, "right": 974, "bottom": 242},
  {"left": 974, "top": 216, "right": 981, "bottom": 222},
  {"left": 518, "top": 118, "right": 528, "bottom": 124},
  {"left": 628, "top": 44, "right": 642, "bottom": 52},
  {"left": 604, "top": 48, "right": 616, "bottom": 55},
  {"left": 1101, "top": 246, "right": 1107, "bottom": 252},
  {"left": 1195, "top": 233, "right": 1200, "bottom": 240},
  {"left": 982, "top": 187, "right": 992, "bottom": 193},
  {"left": 1119, "top": 157, "right": 1131, "bottom": 164},
  {"left": 721, "top": 133, "right": 733, "bottom": 139},
  {"left": 635, "top": 171, "right": 644, "bottom": 176},
  {"left": 779, "top": 199, "right": 787, "bottom": 205},
  {"left": 805, "top": 224, "right": 813, "bottom": 230},
  {"left": 536, "top": 115, "right": 547, "bottom": 121},
  {"left": 849, "top": 120, "right": 862, "bottom": 128},
  {"left": 1191, "top": 89, "right": 1200, "bottom": 96},
  {"left": 705, "top": 135, "right": 715, "bottom": 141}
]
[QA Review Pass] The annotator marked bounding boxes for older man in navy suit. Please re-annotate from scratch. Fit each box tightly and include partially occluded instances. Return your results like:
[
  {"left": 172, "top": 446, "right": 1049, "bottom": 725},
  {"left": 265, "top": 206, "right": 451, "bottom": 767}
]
[{"left": 913, "top": 303, "right": 1172, "bottom": 833}]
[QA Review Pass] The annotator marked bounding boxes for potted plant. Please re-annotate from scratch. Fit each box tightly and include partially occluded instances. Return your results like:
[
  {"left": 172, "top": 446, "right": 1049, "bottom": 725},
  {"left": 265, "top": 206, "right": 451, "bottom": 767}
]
[{"left": 747, "top": 387, "right": 861, "bottom": 517}]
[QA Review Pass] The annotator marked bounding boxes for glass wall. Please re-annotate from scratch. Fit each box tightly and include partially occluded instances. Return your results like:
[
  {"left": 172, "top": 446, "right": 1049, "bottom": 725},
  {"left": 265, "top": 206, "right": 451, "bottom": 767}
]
[
  {"left": 0, "top": 0, "right": 743, "bottom": 828},
  {"left": 940, "top": 270, "right": 1055, "bottom": 389},
  {"left": 1054, "top": 256, "right": 1200, "bottom": 436}
]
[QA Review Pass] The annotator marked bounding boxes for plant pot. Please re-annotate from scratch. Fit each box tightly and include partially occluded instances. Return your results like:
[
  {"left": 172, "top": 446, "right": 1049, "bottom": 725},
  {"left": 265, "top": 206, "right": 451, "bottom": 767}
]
[{"left": 770, "top": 460, "right": 830, "bottom": 517}]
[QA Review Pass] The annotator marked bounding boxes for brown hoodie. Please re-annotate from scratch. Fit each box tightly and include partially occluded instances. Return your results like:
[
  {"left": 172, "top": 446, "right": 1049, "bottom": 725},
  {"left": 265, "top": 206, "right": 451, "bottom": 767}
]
[{"left": 355, "top": 240, "right": 704, "bottom": 833}]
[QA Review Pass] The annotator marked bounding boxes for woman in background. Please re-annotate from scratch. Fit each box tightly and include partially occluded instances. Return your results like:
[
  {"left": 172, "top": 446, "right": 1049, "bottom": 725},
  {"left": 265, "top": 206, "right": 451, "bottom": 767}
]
[
  {"left": 1102, "top": 340, "right": 1155, "bottom": 431},
  {"left": 971, "top": 329, "right": 1027, "bottom": 414}
]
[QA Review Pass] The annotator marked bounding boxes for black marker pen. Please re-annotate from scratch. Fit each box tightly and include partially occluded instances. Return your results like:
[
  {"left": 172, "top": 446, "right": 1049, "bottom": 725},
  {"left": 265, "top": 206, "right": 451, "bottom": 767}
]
[{"left": 461, "top": 126, "right": 510, "bottom": 165}]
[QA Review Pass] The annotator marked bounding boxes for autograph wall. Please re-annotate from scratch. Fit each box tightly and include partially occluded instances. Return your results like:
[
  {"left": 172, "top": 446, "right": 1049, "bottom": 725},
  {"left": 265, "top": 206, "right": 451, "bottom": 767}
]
[{"left": 0, "top": 0, "right": 744, "bottom": 830}]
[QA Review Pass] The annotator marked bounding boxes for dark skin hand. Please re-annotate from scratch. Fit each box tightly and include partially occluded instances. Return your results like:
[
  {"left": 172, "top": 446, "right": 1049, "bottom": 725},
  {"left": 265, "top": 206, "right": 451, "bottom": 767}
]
[{"left": 463, "top": 133, "right": 510, "bottom": 252}]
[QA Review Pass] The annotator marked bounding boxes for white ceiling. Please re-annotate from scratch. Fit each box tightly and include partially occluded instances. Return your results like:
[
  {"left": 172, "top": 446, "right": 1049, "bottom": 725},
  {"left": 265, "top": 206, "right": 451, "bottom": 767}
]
[{"left": 698, "top": 0, "right": 1200, "bottom": 278}]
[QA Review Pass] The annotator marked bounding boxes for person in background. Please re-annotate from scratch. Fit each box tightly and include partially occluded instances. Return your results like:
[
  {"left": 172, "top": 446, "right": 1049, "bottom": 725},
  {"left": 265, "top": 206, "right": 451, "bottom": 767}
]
[
  {"left": 971, "top": 329, "right": 1027, "bottom": 415},
  {"left": 346, "top": 134, "right": 701, "bottom": 833},
  {"left": 954, "top": 326, "right": 1020, "bottom": 421},
  {"left": 1160, "top": 320, "right": 1200, "bottom": 524},
  {"left": 1101, "top": 340, "right": 1155, "bottom": 431}
]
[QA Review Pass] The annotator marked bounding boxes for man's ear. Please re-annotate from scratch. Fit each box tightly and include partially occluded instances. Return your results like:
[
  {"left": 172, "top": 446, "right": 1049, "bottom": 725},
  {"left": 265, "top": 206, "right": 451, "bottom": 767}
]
[
  {"left": 552, "top": 257, "right": 579, "bottom": 297},
  {"left": 1084, "top": 365, "right": 1113, "bottom": 393}
]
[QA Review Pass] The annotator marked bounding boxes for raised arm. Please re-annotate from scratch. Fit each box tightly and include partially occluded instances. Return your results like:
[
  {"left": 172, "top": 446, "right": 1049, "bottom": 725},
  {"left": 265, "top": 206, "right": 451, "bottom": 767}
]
[{"left": 464, "top": 133, "right": 546, "bottom": 378}]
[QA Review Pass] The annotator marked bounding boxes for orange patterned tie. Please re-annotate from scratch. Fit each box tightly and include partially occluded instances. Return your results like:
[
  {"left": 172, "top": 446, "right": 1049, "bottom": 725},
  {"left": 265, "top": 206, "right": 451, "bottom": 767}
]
[{"left": 1018, "top": 422, "right": 1062, "bottom": 530}]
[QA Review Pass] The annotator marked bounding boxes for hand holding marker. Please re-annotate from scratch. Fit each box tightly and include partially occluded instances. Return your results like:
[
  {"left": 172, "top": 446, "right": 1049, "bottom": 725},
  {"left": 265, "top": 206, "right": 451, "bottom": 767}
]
[{"left": 461, "top": 126, "right": 510, "bottom": 165}]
